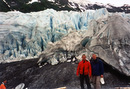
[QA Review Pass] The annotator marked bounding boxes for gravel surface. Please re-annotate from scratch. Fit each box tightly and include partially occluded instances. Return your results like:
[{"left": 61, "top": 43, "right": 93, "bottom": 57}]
[{"left": 0, "top": 59, "right": 130, "bottom": 89}]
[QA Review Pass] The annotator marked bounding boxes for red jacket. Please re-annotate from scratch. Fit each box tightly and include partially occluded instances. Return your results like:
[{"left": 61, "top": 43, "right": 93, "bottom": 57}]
[
  {"left": 0, "top": 84, "right": 6, "bottom": 89},
  {"left": 76, "top": 60, "right": 92, "bottom": 77}
]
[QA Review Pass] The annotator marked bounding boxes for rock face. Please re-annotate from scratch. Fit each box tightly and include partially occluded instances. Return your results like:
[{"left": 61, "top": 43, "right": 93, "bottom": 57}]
[{"left": 1, "top": 0, "right": 130, "bottom": 13}]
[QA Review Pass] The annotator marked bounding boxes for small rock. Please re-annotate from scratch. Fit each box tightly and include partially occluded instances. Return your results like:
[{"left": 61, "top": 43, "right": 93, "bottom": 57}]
[{"left": 67, "top": 60, "right": 71, "bottom": 62}]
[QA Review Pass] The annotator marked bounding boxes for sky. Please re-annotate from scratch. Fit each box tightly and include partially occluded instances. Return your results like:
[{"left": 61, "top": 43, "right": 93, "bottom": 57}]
[{"left": 90, "top": 0, "right": 130, "bottom": 6}]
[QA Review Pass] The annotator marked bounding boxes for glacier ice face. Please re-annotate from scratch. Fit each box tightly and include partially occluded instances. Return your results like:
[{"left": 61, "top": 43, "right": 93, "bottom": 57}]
[
  {"left": 87, "top": 14, "right": 130, "bottom": 76},
  {"left": 38, "top": 13, "right": 130, "bottom": 76},
  {"left": 0, "top": 8, "right": 108, "bottom": 61},
  {"left": 0, "top": 8, "right": 130, "bottom": 76}
]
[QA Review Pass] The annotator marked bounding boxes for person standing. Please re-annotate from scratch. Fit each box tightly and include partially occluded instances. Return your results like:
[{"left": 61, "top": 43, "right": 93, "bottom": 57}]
[
  {"left": 0, "top": 80, "right": 7, "bottom": 89},
  {"left": 76, "top": 54, "right": 92, "bottom": 89},
  {"left": 90, "top": 54, "right": 104, "bottom": 89}
]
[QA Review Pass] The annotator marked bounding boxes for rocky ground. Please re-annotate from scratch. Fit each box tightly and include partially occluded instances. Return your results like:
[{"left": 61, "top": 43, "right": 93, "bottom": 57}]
[{"left": 0, "top": 58, "right": 130, "bottom": 89}]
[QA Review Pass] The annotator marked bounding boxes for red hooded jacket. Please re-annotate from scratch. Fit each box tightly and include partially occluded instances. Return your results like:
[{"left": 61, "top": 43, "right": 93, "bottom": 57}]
[
  {"left": 76, "top": 60, "right": 92, "bottom": 77},
  {"left": 0, "top": 84, "right": 6, "bottom": 89}
]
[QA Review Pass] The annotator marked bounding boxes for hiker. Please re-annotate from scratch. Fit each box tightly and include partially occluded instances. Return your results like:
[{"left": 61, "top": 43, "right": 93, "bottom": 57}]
[
  {"left": 0, "top": 80, "right": 7, "bottom": 89},
  {"left": 90, "top": 54, "right": 104, "bottom": 89},
  {"left": 76, "top": 54, "right": 92, "bottom": 89}
]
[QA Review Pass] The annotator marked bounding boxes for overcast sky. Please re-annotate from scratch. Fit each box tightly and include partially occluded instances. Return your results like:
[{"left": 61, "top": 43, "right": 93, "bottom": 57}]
[{"left": 90, "top": 0, "right": 130, "bottom": 6}]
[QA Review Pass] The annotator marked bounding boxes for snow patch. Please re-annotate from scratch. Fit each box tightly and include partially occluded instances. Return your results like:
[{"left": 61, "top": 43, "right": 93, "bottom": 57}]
[{"left": 27, "top": 0, "right": 40, "bottom": 4}]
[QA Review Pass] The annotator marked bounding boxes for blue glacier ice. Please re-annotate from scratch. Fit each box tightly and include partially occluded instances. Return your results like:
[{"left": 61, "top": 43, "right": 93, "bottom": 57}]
[{"left": 0, "top": 8, "right": 130, "bottom": 61}]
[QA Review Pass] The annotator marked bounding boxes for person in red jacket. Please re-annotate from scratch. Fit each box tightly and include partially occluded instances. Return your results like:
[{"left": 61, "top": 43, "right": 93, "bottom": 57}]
[
  {"left": 0, "top": 80, "right": 7, "bottom": 89},
  {"left": 76, "top": 54, "right": 92, "bottom": 89}
]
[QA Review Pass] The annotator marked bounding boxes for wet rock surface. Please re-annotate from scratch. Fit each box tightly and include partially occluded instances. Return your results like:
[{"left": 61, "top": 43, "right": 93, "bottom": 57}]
[{"left": 0, "top": 58, "right": 130, "bottom": 89}]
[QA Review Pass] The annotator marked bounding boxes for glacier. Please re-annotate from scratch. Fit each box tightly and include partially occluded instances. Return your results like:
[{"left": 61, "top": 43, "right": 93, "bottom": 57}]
[
  {"left": 0, "top": 8, "right": 108, "bottom": 61},
  {"left": 0, "top": 8, "right": 130, "bottom": 76}
]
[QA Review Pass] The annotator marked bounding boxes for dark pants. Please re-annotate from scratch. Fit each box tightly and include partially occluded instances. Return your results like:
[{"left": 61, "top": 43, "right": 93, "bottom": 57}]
[{"left": 80, "top": 74, "right": 91, "bottom": 89}]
